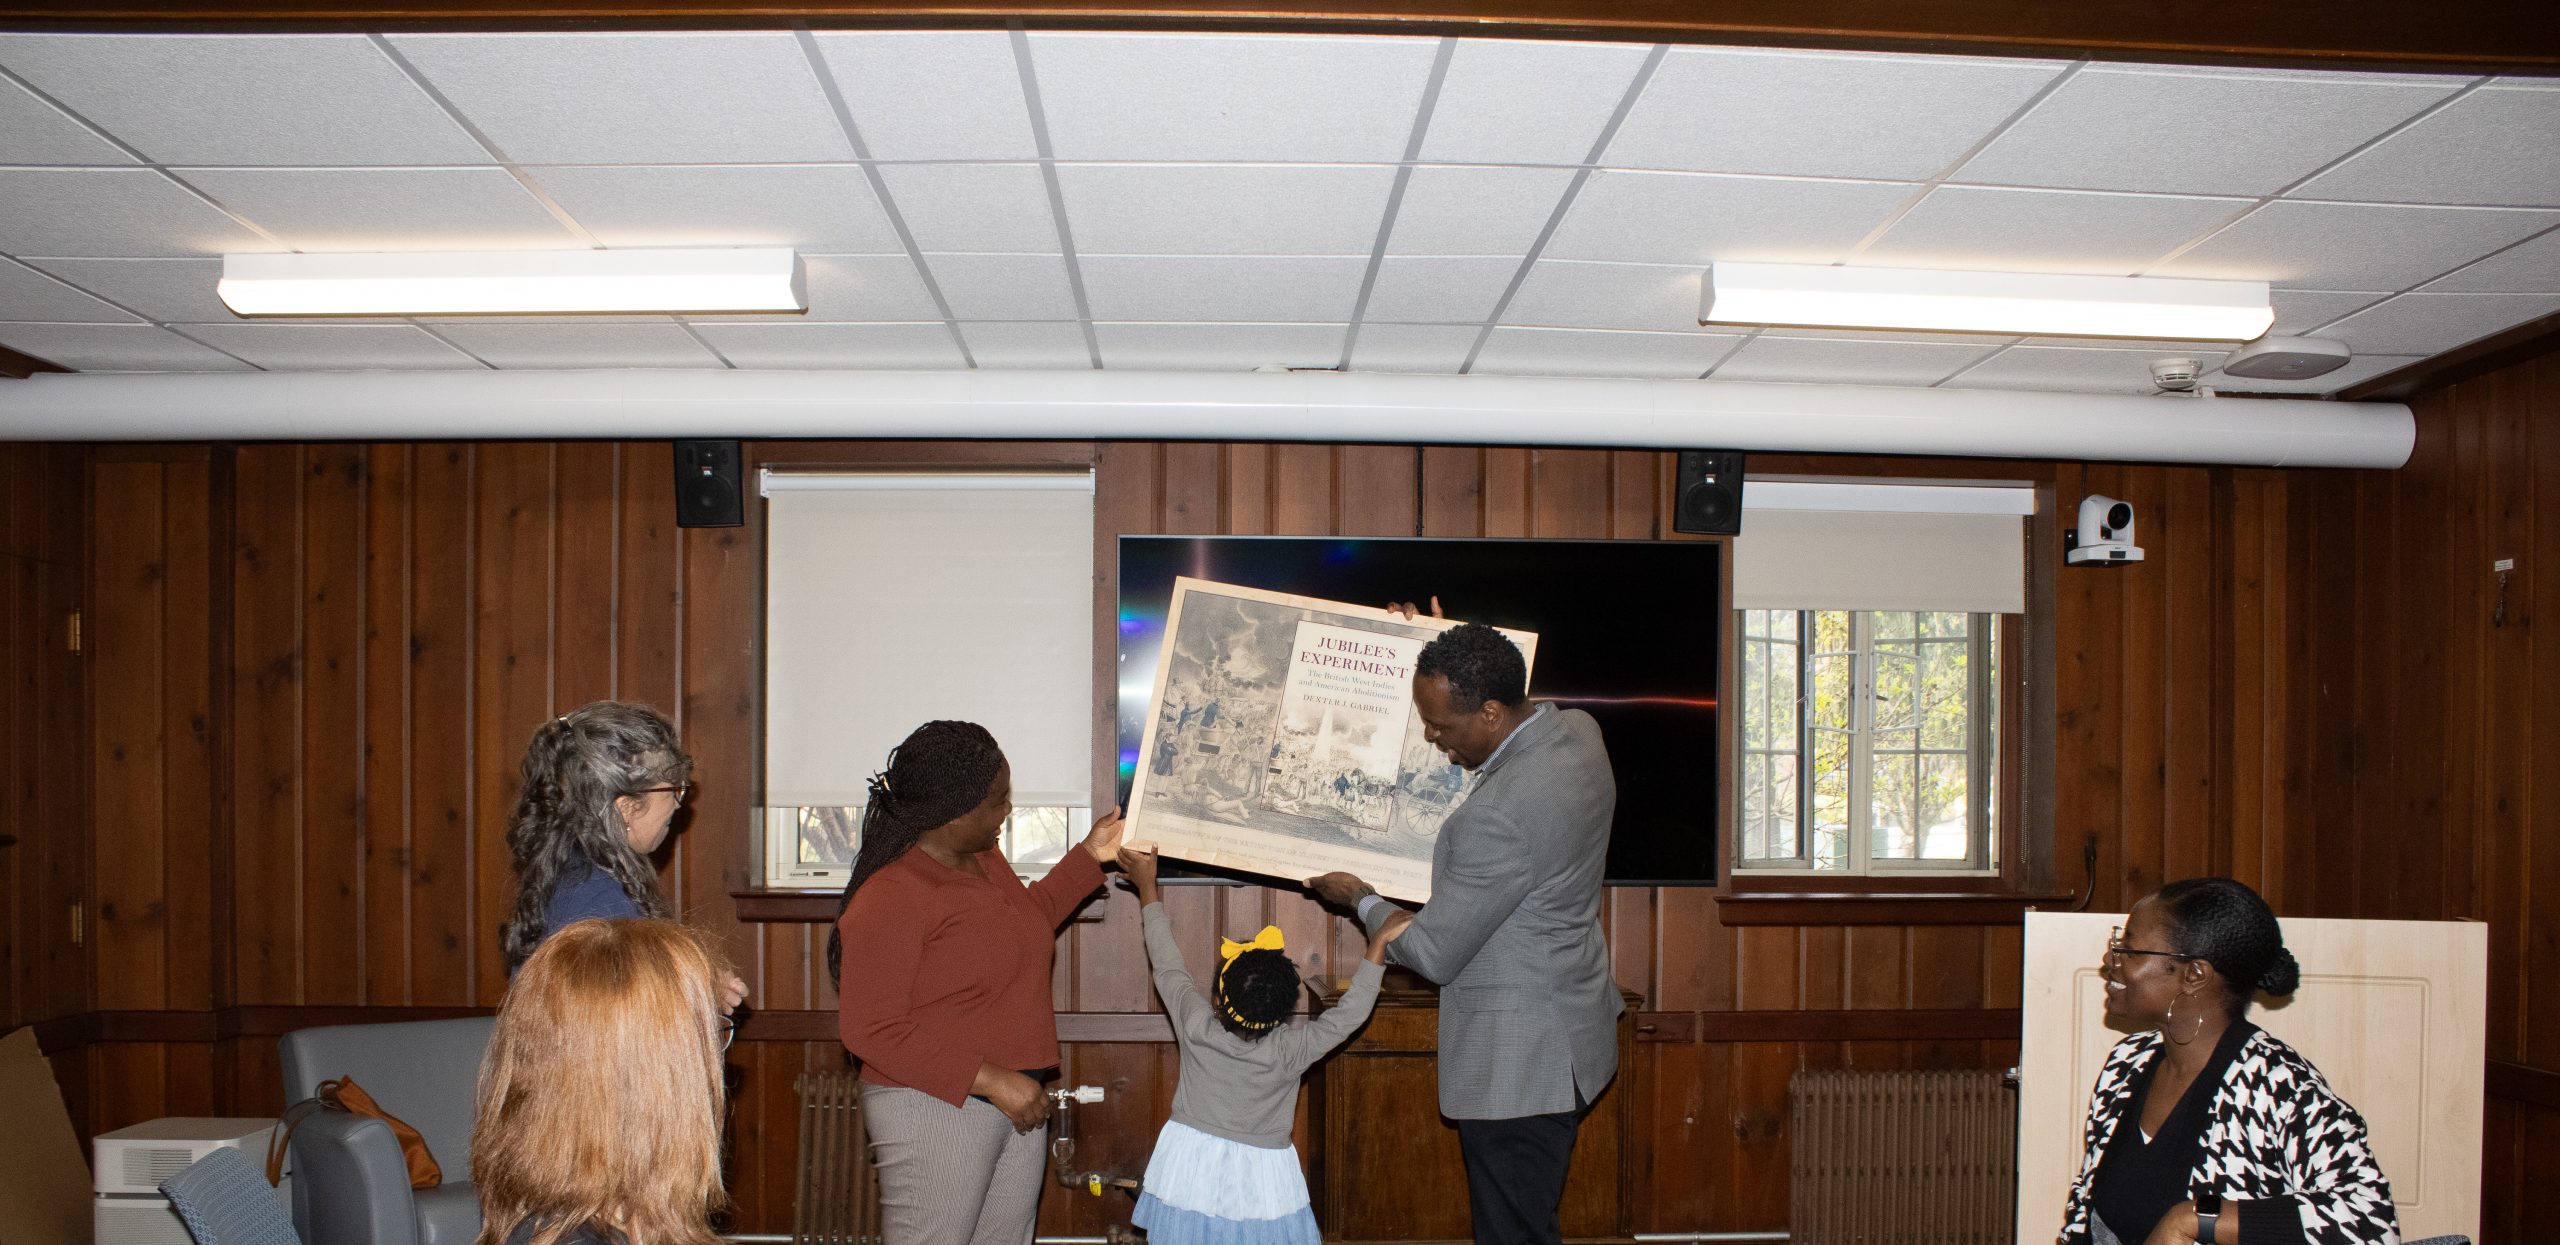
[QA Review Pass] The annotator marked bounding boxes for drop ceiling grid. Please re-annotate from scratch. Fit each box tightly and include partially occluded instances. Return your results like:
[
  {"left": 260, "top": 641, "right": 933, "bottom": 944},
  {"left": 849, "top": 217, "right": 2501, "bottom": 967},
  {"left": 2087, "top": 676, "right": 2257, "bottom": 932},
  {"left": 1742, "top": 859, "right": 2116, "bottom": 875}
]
[{"left": 0, "top": 28, "right": 2550, "bottom": 389}]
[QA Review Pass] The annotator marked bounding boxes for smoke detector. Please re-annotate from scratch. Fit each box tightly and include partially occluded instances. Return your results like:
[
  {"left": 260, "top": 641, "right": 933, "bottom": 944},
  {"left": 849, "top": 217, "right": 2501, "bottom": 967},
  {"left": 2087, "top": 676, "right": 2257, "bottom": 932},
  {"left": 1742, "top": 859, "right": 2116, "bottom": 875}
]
[
  {"left": 2221, "top": 335, "right": 2352, "bottom": 381},
  {"left": 2150, "top": 357, "right": 2202, "bottom": 392}
]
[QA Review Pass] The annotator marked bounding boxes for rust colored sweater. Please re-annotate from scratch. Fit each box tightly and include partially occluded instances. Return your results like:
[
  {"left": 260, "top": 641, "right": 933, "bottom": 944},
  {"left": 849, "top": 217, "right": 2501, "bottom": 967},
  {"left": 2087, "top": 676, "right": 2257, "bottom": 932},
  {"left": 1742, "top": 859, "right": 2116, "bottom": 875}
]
[{"left": 836, "top": 845, "right": 1105, "bottom": 1105}]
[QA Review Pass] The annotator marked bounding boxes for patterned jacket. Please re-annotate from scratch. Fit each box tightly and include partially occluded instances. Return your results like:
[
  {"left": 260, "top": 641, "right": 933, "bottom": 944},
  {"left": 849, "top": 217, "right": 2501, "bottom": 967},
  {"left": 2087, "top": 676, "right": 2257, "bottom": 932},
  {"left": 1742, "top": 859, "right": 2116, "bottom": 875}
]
[{"left": 2058, "top": 1027, "right": 2398, "bottom": 1245}]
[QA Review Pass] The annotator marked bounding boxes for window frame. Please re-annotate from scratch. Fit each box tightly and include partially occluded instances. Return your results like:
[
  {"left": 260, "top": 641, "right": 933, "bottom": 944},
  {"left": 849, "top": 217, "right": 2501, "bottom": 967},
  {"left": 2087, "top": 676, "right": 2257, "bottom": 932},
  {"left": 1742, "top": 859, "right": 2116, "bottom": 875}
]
[
  {"left": 1733, "top": 609, "right": 2010, "bottom": 879},
  {"left": 1717, "top": 477, "right": 2058, "bottom": 914}
]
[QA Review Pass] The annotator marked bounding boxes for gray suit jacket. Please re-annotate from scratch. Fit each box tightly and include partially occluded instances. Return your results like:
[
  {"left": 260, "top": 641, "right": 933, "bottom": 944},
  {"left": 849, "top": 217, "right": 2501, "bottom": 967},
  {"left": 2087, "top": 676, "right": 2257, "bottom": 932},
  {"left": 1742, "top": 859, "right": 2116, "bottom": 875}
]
[{"left": 1362, "top": 704, "right": 1622, "bottom": 1119}]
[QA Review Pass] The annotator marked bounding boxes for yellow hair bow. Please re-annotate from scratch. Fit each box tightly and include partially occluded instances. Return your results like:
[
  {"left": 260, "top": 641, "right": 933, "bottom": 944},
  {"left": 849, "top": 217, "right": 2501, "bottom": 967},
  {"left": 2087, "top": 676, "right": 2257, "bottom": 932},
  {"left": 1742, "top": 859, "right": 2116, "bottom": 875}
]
[{"left": 1220, "top": 925, "right": 1285, "bottom": 965}]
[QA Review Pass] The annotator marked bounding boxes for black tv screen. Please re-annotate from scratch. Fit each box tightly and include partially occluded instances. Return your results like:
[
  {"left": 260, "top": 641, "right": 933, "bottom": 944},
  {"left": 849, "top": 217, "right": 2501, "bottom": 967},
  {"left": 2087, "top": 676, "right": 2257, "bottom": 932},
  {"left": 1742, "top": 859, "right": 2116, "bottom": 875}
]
[{"left": 1115, "top": 536, "right": 1722, "bottom": 886}]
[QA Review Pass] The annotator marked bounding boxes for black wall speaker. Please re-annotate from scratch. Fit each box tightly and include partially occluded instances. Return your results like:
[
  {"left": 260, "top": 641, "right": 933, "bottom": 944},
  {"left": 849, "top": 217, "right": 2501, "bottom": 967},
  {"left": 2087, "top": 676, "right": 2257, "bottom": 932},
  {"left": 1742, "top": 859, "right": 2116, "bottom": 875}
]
[
  {"left": 673, "top": 441, "right": 744, "bottom": 528},
  {"left": 1672, "top": 450, "right": 1746, "bottom": 536}
]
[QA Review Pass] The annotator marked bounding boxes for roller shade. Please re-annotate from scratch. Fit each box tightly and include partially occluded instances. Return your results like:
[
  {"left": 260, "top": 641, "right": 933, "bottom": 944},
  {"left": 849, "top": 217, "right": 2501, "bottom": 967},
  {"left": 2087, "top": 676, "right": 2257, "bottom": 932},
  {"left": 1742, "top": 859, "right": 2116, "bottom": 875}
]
[
  {"left": 762, "top": 471, "right": 1094, "bottom": 808},
  {"left": 1732, "top": 481, "right": 2034, "bottom": 614}
]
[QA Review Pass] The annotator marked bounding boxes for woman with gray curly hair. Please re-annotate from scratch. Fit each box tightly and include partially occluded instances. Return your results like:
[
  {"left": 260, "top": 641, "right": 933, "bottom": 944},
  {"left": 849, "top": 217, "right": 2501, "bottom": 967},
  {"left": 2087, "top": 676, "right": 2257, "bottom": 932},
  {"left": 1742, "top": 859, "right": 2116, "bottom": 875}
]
[{"left": 498, "top": 701, "right": 745, "bottom": 1011}]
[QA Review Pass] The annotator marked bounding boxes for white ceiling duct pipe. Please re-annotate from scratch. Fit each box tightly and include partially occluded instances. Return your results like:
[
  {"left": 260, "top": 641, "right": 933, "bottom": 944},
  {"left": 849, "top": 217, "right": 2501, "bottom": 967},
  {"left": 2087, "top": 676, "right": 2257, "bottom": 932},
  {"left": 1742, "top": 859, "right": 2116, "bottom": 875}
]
[{"left": 0, "top": 368, "right": 2412, "bottom": 469}]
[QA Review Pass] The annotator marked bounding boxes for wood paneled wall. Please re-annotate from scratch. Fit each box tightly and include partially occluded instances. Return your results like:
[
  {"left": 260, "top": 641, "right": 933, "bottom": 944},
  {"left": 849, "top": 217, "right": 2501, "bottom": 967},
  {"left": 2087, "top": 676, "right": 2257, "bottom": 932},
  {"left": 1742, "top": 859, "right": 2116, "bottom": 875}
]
[
  {"left": 2283, "top": 350, "right": 2560, "bottom": 1245},
  {"left": 6, "top": 423, "right": 2465, "bottom": 1236}
]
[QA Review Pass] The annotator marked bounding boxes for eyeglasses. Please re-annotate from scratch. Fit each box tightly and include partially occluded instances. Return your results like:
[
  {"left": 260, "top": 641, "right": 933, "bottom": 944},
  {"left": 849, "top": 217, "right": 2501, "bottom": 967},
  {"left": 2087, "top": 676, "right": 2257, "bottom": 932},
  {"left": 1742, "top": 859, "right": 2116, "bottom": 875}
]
[
  {"left": 716, "top": 1014, "right": 736, "bottom": 1052},
  {"left": 2106, "top": 926, "right": 2196, "bottom": 964},
  {"left": 634, "top": 781, "right": 692, "bottom": 801}
]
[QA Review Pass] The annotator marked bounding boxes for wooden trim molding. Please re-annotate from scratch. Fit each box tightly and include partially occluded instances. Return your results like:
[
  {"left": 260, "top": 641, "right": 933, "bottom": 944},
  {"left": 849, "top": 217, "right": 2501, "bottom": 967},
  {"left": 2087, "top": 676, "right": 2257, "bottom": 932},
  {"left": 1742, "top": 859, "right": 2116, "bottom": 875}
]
[
  {"left": 1, "top": 343, "right": 67, "bottom": 380},
  {"left": 2488, "top": 1058, "right": 2560, "bottom": 1113},
  {"left": 2339, "top": 311, "right": 2560, "bottom": 403},
  {"left": 1717, "top": 890, "right": 2079, "bottom": 925},
  {"left": 0, "top": 2, "right": 2551, "bottom": 72},
  {"left": 34, "top": 1003, "right": 2027, "bottom": 1053},
  {"left": 1691, "top": 1008, "right": 2021, "bottom": 1043}
]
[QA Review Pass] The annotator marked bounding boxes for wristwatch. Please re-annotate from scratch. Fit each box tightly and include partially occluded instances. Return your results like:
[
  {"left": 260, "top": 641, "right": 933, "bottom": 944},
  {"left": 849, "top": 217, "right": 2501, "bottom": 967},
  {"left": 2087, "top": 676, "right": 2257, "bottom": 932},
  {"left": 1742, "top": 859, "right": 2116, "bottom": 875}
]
[{"left": 2194, "top": 1190, "right": 2223, "bottom": 1245}]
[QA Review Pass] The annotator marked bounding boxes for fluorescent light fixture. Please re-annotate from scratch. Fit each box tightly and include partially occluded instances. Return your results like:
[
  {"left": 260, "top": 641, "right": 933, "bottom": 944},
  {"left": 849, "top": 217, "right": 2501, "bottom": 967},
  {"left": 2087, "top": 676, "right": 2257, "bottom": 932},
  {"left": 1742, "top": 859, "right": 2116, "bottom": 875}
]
[
  {"left": 218, "top": 248, "right": 806, "bottom": 316},
  {"left": 1702, "top": 261, "right": 2274, "bottom": 341}
]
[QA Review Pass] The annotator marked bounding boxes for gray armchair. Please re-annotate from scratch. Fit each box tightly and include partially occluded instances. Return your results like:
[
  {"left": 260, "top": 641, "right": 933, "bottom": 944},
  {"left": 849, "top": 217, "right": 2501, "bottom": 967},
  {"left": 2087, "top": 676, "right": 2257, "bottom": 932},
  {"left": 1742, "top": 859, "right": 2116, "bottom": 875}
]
[{"left": 277, "top": 1016, "right": 493, "bottom": 1245}]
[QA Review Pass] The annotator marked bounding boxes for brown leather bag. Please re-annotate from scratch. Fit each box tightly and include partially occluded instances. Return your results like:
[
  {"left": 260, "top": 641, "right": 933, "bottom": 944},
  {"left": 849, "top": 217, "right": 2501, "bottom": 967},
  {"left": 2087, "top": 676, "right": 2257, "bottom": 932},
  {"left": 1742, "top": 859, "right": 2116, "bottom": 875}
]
[{"left": 263, "top": 1075, "right": 444, "bottom": 1190}]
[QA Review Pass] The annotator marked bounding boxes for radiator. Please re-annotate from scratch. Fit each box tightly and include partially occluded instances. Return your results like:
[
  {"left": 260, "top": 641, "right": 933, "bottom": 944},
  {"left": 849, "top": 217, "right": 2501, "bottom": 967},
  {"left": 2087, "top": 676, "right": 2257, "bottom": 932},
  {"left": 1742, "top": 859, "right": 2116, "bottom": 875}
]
[
  {"left": 793, "top": 1070, "right": 883, "bottom": 1245},
  {"left": 1788, "top": 1069, "right": 2015, "bottom": 1245}
]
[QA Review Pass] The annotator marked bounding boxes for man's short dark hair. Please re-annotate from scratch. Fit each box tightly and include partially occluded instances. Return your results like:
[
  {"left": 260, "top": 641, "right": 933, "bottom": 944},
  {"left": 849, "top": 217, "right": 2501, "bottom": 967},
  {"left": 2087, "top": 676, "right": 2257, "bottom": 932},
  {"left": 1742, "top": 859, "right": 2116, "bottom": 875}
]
[{"left": 1414, "top": 622, "right": 1527, "bottom": 711}]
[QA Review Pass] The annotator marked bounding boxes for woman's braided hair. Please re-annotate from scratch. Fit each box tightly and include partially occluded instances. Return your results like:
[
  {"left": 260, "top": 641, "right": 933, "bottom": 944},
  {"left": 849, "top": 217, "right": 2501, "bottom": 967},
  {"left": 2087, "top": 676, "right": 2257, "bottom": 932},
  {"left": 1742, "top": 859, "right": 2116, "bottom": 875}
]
[
  {"left": 826, "top": 720, "right": 1007, "bottom": 987},
  {"left": 500, "top": 701, "right": 685, "bottom": 971},
  {"left": 2152, "top": 876, "right": 2302, "bottom": 1019},
  {"left": 1214, "top": 949, "right": 1301, "bottom": 1040}
]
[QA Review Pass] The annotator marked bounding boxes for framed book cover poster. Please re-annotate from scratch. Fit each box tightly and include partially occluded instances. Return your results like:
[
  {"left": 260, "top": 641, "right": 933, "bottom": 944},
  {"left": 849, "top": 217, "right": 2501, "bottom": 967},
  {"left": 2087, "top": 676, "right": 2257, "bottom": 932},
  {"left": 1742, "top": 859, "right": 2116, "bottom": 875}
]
[{"left": 1124, "top": 577, "right": 1537, "bottom": 901}]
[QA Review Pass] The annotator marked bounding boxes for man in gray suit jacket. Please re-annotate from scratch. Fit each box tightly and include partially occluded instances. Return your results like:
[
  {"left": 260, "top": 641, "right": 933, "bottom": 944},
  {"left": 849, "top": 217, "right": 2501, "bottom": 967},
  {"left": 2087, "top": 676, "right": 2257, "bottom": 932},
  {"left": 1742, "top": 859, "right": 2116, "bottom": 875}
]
[{"left": 1309, "top": 619, "right": 1620, "bottom": 1245}]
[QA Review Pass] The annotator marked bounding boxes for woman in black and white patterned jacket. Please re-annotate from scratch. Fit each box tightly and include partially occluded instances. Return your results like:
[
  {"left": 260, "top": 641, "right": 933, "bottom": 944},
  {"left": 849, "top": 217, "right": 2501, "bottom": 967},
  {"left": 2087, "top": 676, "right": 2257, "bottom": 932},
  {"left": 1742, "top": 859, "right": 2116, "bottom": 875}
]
[{"left": 2058, "top": 878, "right": 2397, "bottom": 1245}]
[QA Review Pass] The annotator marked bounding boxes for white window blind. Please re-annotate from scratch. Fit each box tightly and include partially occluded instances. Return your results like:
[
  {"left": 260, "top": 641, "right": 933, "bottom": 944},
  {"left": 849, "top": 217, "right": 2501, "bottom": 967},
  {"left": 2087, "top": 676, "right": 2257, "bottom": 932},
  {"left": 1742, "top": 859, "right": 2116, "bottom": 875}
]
[
  {"left": 762, "top": 471, "right": 1094, "bottom": 809},
  {"left": 1732, "top": 481, "right": 2034, "bottom": 615}
]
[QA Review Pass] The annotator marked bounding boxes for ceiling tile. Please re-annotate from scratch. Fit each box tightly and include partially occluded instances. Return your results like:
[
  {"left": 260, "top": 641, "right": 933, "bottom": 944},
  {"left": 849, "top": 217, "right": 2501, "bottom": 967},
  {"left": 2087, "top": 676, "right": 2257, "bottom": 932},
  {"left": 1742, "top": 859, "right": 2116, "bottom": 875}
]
[
  {"left": 1348, "top": 323, "right": 1481, "bottom": 374},
  {"left": 529, "top": 165, "right": 902, "bottom": 253},
  {"left": 709, "top": 254, "right": 938, "bottom": 324},
  {"left": 876, "top": 164, "right": 1059, "bottom": 255},
  {"left": 426, "top": 322, "right": 723, "bottom": 368},
  {"left": 1953, "top": 67, "right": 2457, "bottom": 196},
  {"left": 1940, "top": 344, "right": 2169, "bottom": 395},
  {"left": 1418, "top": 39, "right": 1652, "bottom": 166},
  {"left": 692, "top": 322, "right": 965, "bottom": 369},
  {"left": 0, "top": 70, "right": 134, "bottom": 165},
  {"left": 0, "top": 169, "right": 275, "bottom": 257},
  {"left": 1385, "top": 166, "right": 1577, "bottom": 256},
  {"left": 1094, "top": 321, "right": 1346, "bottom": 371},
  {"left": 1709, "top": 334, "right": 1992, "bottom": 385},
  {"left": 179, "top": 167, "right": 581, "bottom": 252},
  {"left": 1058, "top": 165, "right": 1394, "bottom": 256},
  {"left": 812, "top": 31, "right": 1038, "bottom": 161},
  {"left": 2267, "top": 289, "right": 2392, "bottom": 335},
  {"left": 2422, "top": 227, "right": 2560, "bottom": 293},
  {"left": 1361, "top": 256, "right": 1521, "bottom": 324},
  {"left": 2201, "top": 351, "right": 2425, "bottom": 394},
  {"left": 923, "top": 254, "right": 1079, "bottom": 321},
  {"left": 1862, "top": 186, "right": 2250, "bottom": 274},
  {"left": 1028, "top": 33, "right": 1436, "bottom": 162},
  {"left": 1080, "top": 256, "right": 1367, "bottom": 322},
  {"left": 15, "top": 256, "right": 380, "bottom": 323},
  {"left": 958, "top": 321, "right": 1093, "bottom": 369},
  {"left": 2314, "top": 292, "right": 2560, "bottom": 356},
  {"left": 2294, "top": 85, "right": 2560, "bottom": 207},
  {"left": 385, "top": 32, "right": 853, "bottom": 164},
  {"left": 176, "top": 323, "right": 485, "bottom": 370},
  {"left": 1603, "top": 47, "right": 2065, "bottom": 180},
  {"left": 1504, "top": 260, "right": 1700, "bottom": 332},
  {"left": 0, "top": 322, "right": 253, "bottom": 371},
  {"left": 2149, "top": 200, "right": 2560, "bottom": 290},
  {"left": 1544, "top": 171, "right": 1913, "bottom": 266},
  {"left": 0, "top": 34, "right": 488, "bottom": 166},
  {"left": 1471, "top": 325, "right": 1743, "bottom": 379},
  {"left": 0, "top": 257, "right": 144, "bottom": 323}
]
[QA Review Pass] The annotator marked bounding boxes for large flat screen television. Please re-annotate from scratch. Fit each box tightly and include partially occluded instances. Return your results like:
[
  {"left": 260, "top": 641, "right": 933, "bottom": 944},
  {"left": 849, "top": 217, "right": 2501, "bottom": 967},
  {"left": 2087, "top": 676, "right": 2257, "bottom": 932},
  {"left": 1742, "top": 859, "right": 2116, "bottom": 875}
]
[{"left": 1116, "top": 536, "right": 1723, "bottom": 886}]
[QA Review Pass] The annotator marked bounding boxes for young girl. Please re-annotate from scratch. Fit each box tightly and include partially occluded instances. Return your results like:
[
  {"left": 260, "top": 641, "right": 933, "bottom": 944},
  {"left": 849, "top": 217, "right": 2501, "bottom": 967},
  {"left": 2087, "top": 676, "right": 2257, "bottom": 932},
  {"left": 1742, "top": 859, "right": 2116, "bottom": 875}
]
[{"left": 1119, "top": 844, "right": 1410, "bottom": 1245}]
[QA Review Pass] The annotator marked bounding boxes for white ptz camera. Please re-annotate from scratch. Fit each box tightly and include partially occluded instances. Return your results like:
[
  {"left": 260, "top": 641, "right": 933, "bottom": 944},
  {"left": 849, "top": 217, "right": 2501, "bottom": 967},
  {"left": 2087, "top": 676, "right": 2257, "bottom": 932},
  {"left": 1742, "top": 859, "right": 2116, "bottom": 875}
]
[{"left": 2065, "top": 495, "right": 2145, "bottom": 565}]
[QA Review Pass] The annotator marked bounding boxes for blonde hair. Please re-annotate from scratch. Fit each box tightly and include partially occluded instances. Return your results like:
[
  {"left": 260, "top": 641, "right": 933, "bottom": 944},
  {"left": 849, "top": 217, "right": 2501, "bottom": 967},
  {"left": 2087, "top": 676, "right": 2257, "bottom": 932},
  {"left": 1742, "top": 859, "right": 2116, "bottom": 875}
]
[{"left": 471, "top": 919, "right": 730, "bottom": 1245}]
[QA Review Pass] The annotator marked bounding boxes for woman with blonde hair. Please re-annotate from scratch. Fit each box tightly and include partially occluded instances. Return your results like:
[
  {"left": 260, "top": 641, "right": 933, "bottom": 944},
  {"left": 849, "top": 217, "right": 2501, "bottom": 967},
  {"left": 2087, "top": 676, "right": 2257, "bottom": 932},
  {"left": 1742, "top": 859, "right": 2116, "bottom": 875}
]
[{"left": 472, "top": 918, "right": 733, "bottom": 1245}]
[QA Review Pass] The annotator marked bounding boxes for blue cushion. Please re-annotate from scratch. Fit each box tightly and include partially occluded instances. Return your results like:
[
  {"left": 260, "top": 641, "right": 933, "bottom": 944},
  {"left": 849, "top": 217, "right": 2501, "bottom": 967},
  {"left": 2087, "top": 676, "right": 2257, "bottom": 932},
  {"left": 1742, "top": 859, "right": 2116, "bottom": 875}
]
[{"left": 160, "top": 1148, "right": 301, "bottom": 1245}]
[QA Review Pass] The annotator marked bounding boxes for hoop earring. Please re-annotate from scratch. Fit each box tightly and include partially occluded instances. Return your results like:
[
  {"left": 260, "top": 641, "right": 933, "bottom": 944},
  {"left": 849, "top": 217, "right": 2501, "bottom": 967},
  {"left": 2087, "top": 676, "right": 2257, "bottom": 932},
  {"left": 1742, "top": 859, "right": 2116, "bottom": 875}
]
[{"left": 2164, "top": 991, "right": 2204, "bottom": 1046}]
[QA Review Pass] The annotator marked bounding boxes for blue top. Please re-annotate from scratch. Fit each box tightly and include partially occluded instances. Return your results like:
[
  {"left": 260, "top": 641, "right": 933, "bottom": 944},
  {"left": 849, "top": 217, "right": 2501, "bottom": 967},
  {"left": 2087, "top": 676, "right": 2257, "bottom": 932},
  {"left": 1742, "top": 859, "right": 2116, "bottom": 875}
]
[{"left": 543, "top": 856, "right": 642, "bottom": 940}]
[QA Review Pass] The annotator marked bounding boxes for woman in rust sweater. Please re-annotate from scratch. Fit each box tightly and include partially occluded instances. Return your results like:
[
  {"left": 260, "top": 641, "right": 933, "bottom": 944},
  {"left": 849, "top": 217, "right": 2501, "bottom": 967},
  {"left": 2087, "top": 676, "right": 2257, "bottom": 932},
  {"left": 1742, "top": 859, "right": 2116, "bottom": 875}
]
[{"left": 828, "top": 720, "right": 1125, "bottom": 1245}]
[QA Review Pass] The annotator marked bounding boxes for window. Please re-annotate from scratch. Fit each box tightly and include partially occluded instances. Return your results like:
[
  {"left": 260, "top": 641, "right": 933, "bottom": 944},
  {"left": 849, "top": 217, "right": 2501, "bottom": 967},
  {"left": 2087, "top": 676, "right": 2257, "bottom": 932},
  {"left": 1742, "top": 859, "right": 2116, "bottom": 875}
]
[
  {"left": 1728, "top": 480, "right": 2033, "bottom": 880},
  {"left": 759, "top": 470, "right": 1095, "bottom": 887},
  {"left": 1738, "top": 609, "right": 1998, "bottom": 874}
]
